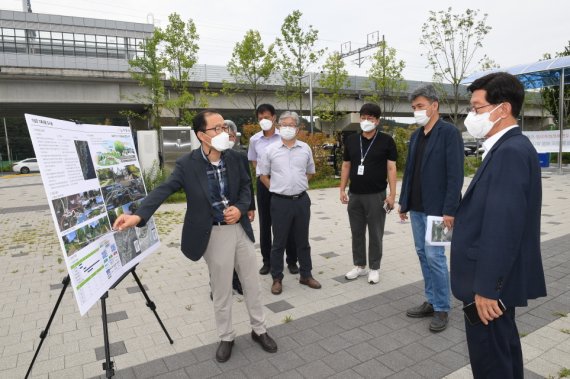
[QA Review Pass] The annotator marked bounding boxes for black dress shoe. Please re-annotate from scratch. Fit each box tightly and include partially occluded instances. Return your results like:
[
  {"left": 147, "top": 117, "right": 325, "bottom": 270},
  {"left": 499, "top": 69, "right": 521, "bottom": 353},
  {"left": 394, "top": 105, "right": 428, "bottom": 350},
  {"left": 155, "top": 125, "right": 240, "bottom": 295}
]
[
  {"left": 216, "top": 340, "right": 234, "bottom": 362},
  {"left": 287, "top": 264, "right": 299, "bottom": 275},
  {"left": 259, "top": 264, "right": 270, "bottom": 275},
  {"left": 251, "top": 331, "right": 278, "bottom": 353}
]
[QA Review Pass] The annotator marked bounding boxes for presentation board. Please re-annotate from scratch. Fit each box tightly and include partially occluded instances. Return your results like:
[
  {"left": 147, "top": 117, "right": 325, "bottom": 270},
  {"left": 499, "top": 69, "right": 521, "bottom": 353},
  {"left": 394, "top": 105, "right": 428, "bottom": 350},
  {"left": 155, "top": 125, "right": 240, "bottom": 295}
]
[{"left": 25, "top": 114, "right": 160, "bottom": 315}]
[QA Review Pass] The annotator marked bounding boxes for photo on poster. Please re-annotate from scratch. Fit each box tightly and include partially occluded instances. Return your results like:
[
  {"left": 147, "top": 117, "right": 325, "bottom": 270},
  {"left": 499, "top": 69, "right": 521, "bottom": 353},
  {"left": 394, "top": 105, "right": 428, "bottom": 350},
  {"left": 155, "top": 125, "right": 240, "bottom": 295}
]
[
  {"left": 52, "top": 189, "right": 106, "bottom": 232},
  {"left": 93, "top": 139, "right": 137, "bottom": 166},
  {"left": 113, "top": 227, "right": 142, "bottom": 266},
  {"left": 107, "top": 199, "right": 141, "bottom": 226},
  {"left": 425, "top": 216, "right": 453, "bottom": 246},
  {"left": 62, "top": 216, "right": 112, "bottom": 256},
  {"left": 74, "top": 140, "right": 97, "bottom": 180},
  {"left": 136, "top": 217, "right": 159, "bottom": 252},
  {"left": 98, "top": 165, "right": 145, "bottom": 210}
]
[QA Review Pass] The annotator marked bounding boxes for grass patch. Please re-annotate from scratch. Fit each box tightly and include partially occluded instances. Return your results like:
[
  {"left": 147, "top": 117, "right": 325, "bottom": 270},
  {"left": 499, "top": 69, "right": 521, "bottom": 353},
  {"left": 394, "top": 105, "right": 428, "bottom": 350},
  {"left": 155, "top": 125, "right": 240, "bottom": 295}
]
[
  {"left": 561, "top": 329, "right": 570, "bottom": 335},
  {"left": 559, "top": 368, "right": 570, "bottom": 378},
  {"left": 282, "top": 315, "right": 293, "bottom": 323},
  {"left": 309, "top": 176, "right": 340, "bottom": 190},
  {"left": 519, "top": 332, "right": 528, "bottom": 338},
  {"left": 552, "top": 311, "right": 568, "bottom": 318}
]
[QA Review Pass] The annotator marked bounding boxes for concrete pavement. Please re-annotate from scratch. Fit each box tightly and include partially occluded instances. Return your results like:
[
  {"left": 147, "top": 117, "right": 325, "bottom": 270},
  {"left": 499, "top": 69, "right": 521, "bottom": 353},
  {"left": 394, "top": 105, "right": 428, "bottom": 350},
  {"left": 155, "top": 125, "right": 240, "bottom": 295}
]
[{"left": 0, "top": 172, "right": 569, "bottom": 378}]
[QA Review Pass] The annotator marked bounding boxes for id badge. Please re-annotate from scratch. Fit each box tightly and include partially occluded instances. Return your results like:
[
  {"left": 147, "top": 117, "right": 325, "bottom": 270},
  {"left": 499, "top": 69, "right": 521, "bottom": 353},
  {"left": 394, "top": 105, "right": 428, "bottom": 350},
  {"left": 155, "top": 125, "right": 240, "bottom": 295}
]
[{"left": 357, "top": 165, "right": 364, "bottom": 175}]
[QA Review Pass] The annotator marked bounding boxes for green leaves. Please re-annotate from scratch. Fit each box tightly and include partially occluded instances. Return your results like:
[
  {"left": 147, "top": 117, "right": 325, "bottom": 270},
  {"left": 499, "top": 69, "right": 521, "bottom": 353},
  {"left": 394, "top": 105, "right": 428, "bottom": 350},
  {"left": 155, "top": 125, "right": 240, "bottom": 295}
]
[
  {"left": 366, "top": 39, "right": 407, "bottom": 120},
  {"left": 276, "top": 9, "right": 326, "bottom": 114},
  {"left": 420, "top": 7, "right": 493, "bottom": 126},
  {"left": 316, "top": 52, "right": 350, "bottom": 134},
  {"left": 226, "top": 30, "right": 277, "bottom": 112},
  {"left": 126, "top": 13, "right": 200, "bottom": 127}
]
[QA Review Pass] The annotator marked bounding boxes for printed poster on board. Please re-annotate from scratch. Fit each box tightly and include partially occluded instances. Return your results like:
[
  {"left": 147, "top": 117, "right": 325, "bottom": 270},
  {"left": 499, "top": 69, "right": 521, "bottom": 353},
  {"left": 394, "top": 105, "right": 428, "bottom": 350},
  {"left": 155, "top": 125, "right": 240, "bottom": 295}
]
[{"left": 25, "top": 114, "right": 160, "bottom": 315}]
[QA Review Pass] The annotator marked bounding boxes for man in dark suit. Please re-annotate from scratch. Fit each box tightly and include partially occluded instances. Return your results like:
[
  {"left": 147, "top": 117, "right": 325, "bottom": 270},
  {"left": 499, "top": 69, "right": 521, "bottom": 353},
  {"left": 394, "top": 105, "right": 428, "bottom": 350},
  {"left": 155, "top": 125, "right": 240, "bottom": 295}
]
[
  {"left": 399, "top": 84, "right": 464, "bottom": 332},
  {"left": 114, "top": 110, "right": 277, "bottom": 363},
  {"left": 451, "top": 72, "right": 546, "bottom": 378}
]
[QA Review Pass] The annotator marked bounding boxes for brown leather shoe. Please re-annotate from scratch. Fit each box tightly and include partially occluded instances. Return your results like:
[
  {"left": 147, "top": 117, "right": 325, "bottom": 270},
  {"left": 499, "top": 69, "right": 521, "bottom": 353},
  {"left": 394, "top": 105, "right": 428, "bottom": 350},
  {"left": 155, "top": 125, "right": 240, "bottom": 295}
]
[
  {"left": 299, "top": 277, "right": 321, "bottom": 289},
  {"left": 271, "top": 278, "right": 282, "bottom": 295}
]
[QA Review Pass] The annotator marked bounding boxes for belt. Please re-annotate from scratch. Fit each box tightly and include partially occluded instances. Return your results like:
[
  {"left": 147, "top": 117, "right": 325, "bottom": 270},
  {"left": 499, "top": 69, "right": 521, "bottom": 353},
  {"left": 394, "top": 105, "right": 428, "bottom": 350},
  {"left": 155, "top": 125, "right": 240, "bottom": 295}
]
[
  {"left": 272, "top": 192, "right": 306, "bottom": 200},
  {"left": 212, "top": 221, "right": 228, "bottom": 226}
]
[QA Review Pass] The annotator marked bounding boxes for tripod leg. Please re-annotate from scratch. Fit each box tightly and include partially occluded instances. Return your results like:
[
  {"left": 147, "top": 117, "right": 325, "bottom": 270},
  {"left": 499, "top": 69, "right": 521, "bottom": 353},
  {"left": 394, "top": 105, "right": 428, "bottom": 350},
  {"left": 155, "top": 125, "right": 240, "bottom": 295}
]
[
  {"left": 25, "top": 275, "right": 70, "bottom": 379},
  {"left": 100, "top": 292, "right": 115, "bottom": 378},
  {"left": 131, "top": 269, "right": 174, "bottom": 344}
]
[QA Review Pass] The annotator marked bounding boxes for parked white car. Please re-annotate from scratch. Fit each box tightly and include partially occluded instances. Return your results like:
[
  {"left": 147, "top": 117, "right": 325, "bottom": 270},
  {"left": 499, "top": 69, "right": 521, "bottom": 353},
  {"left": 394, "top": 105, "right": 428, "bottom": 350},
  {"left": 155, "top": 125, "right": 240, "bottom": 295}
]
[{"left": 12, "top": 158, "right": 39, "bottom": 174}]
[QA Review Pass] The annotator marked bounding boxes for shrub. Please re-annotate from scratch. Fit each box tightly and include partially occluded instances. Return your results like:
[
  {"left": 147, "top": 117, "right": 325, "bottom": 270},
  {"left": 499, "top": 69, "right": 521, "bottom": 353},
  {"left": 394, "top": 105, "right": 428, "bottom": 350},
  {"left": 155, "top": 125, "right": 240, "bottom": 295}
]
[
  {"left": 464, "top": 156, "right": 482, "bottom": 176},
  {"left": 241, "top": 123, "right": 260, "bottom": 146},
  {"left": 297, "top": 131, "right": 335, "bottom": 181},
  {"left": 393, "top": 127, "right": 413, "bottom": 172}
]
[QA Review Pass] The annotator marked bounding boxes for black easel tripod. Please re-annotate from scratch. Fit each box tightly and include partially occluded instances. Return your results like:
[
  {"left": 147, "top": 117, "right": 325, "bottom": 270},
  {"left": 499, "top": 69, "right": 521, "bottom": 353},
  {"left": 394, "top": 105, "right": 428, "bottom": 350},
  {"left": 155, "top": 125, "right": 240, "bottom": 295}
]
[{"left": 25, "top": 266, "right": 173, "bottom": 378}]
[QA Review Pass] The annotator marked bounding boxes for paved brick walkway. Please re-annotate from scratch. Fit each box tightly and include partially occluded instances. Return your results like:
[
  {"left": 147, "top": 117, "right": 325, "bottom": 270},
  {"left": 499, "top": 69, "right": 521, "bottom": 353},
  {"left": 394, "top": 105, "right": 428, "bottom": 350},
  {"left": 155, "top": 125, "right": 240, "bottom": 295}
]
[
  {"left": 104, "top": 234, "right": 570, "bottom": 379},
  {"left": 1, "top": 173, "right": 569, "bottom": 378}
]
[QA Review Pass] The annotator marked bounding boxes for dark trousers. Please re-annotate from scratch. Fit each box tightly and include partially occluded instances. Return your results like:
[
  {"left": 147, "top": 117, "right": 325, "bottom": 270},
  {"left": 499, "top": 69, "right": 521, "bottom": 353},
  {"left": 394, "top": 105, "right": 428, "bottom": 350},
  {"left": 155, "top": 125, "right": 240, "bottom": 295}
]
[
  {"left": 256, "top": 177, "right": 297, "bottom": 266},
  {"left": 347, "top": 191, "right": 386, "bottom": 270},
  {"left": 269, "top": 193, "right": 312, "bottom": 280},
  {"left": 465, "top": 307, "right": 523, "bottom": 379}
]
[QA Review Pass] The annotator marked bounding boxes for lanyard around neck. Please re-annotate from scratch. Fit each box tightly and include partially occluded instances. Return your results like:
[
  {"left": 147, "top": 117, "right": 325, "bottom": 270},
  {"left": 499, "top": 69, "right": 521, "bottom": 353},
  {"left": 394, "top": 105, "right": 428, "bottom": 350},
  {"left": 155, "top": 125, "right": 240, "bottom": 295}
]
[{"left": 359, "top": 131, "right": 378, "bottom": 164}]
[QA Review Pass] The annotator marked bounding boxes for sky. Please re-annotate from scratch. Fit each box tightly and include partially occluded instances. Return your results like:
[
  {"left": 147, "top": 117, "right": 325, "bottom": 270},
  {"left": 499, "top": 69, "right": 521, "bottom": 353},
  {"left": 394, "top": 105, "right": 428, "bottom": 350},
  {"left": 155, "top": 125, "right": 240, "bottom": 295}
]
[{"left": 2, "top": 0, "right": 569, "bottom": 82}]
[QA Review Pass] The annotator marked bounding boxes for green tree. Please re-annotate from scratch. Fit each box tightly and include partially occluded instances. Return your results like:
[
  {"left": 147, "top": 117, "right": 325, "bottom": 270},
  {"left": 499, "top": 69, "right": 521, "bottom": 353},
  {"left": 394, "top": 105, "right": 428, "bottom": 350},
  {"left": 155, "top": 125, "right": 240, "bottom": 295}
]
[
  {"left": 542, "top": 41, "right": 570, "bottom": 127},
  {"left": 275, "top": 59, "right": 297, "bottom": 111},
  {"left": 366, "top": 39, "right": 407, "bottom": 121},
  {"left": 276, "top": 10, "right": 325, "bottom": 116},
  {"left": 114, "top": 141, "right": 125, "bottom": 155},
  {"left": 127, "top": 30, "right": 167, "bottom": 130},
  {"left": 225, "top": 30, "right": 277, "bottom": 114},
  {"left": 161, "top": 13, "right": 200, "bottom": 125},
  {"left": 420, "top": 7, "right": 492, "bottom": 126},
  {"left": 316, "top": 52, "right": 350, "bottom": 135}
]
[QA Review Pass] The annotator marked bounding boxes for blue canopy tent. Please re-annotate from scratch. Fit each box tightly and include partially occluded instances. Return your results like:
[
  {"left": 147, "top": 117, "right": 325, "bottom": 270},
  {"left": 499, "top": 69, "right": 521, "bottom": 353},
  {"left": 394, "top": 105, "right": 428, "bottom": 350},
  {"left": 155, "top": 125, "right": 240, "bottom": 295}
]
[{"left": 462, "top": 56, "right": 570, "bottom": 172}]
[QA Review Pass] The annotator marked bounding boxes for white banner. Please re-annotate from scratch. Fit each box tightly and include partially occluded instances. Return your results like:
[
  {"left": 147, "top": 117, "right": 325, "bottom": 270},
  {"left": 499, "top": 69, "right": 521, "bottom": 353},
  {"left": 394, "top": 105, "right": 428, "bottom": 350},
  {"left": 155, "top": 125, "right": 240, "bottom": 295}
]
[
  {"left": 25, "top": 114, "right": 160, "bottom": 315},
  {"left": 523, "top": 130, "right": 570, "bottom": 153}
]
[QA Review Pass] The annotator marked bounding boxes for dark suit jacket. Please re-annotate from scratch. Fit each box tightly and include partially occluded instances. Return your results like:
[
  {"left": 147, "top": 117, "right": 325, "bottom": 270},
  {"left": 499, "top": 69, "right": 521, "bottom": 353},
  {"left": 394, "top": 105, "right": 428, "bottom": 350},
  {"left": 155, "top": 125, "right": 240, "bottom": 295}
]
[
  {"left": 234, "top": 146, "right": 256, "bottom": 211},
  {"left": 135, "top": 148, "right": 254, "bottom": 261},
  {"left": 451, "top": 127, "right": 546, "bottom": 307},
  {"left": 399, "top": 119, "right": 464, "bottom": 216}
]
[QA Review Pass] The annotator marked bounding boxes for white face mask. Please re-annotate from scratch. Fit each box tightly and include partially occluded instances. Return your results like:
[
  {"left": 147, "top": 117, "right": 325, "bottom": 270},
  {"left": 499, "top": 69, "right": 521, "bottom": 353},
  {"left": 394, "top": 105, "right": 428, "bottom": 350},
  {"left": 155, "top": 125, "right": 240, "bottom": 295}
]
[
  {"left": 360, "top": 120, "right": 376, "bottom": 132},
  {"left": 464, "top": 104, "right": 503, "bottom": 139},
  {"left": 413, "top": 110, "right": 430, "bottom": 126},
  {"left": 228, "top": 141, "right": 235, "bottom": 149},
  {"left": 279, "top": 126, "right": 297, "bottom": 141},
  {"left": 259, "top": 119, "right": 273, "bottom": 131},
  {"left": 210, "top": 132, "right": 231, "bottom": 152}
]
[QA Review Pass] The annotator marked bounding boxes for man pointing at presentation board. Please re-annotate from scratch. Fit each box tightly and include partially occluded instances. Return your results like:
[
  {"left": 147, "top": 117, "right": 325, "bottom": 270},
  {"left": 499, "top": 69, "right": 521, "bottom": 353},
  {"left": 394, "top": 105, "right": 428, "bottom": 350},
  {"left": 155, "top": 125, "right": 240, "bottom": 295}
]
[{"left": 113, "top": 110, "right": 277, "bottom": 363}]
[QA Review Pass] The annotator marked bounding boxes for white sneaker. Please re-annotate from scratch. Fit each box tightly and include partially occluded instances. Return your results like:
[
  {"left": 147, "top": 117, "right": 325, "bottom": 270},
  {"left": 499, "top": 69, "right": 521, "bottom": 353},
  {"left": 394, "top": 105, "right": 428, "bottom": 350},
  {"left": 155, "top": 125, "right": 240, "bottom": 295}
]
[
  {"left": 368, "top": 270, "right": 380, "bottom": 284},
  {"left": 345, "top": 266, "right": 369, "bottom": 280}
]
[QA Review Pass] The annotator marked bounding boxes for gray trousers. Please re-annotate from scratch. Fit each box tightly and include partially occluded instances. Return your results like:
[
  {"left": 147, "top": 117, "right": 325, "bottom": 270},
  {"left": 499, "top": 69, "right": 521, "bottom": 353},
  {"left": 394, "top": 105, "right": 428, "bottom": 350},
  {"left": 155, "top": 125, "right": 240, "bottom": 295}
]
[
  {"left": 202, "top": 224, "right": 266, "bottom": 341},
  {"left": 347, "top": 191, "right": 387, "bottom": 270}
]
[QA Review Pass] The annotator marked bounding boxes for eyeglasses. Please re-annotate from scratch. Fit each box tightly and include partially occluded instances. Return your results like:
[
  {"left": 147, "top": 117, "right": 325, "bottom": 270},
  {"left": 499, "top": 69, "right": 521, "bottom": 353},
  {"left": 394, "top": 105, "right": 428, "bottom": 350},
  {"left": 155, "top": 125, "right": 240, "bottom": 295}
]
[
  {"left": 279, "top": 124, "right": 297, "bottom": 128},
  {"left": 465, "top": 104, "right": 493, "bottom": 114},
  {"left": 204, "top": 125, "right": 229, "bottom": 133},
  {"left": 360, "top": 116, "right": 377, "bottom": 122}
]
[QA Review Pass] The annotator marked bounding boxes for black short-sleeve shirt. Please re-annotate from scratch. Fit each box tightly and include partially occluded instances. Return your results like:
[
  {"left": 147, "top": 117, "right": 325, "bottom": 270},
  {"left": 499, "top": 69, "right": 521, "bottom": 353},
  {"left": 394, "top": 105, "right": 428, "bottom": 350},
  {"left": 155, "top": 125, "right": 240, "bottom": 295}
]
[{"left": 343, "top": 130, "right": 398, "bottom": 194}]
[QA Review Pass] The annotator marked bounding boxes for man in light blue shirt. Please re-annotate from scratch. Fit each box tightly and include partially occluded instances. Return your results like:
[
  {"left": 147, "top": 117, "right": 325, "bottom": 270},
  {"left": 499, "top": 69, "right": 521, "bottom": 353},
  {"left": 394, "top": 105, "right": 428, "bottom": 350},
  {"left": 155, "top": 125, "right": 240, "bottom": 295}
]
[
  {"left": 258, "top": 111, "right": 320, "bottom": 295},
  {"left": 248, "top": 104, "right": 298, "bottom": 276}
]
